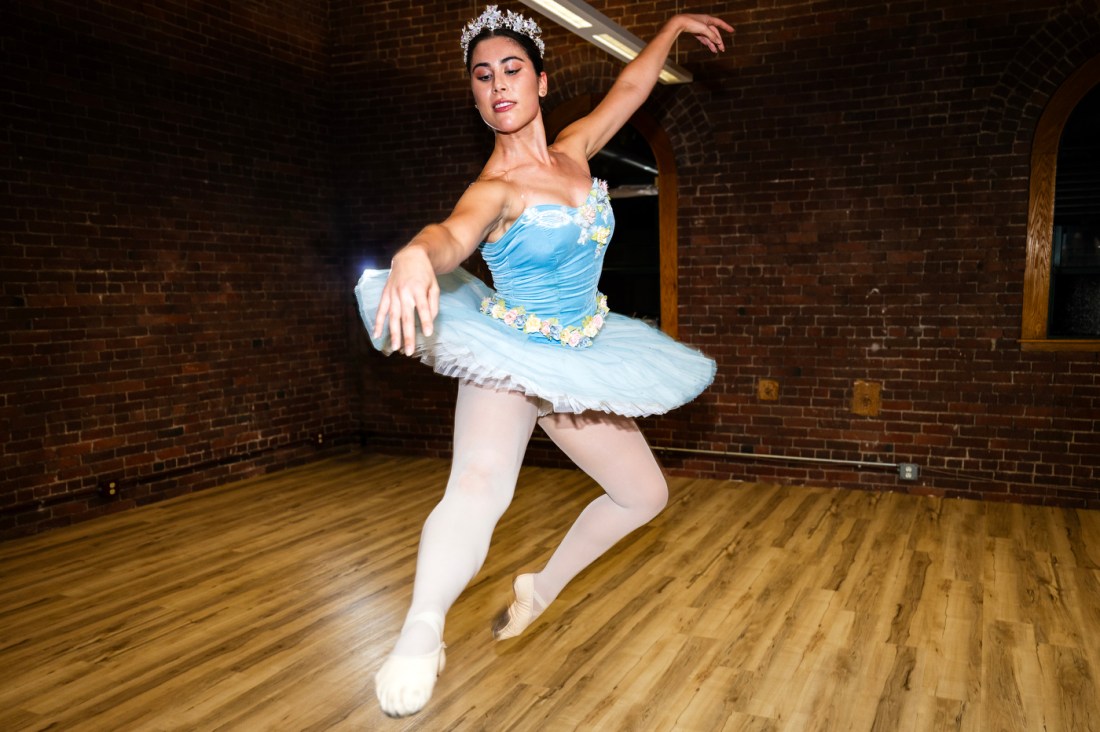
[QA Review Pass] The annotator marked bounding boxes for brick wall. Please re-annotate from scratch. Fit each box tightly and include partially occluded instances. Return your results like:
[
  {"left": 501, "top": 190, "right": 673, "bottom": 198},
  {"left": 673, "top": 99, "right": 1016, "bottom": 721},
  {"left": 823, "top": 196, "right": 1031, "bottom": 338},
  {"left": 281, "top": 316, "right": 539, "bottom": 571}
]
[
  {"left": 340, "top": 1, "right": 1100, "bottom": 506},
  {"left": 2, "top": 1, "right": 355, "bottom": 538},
  {"left": 4, "top": 1, "right": 1098, "bottom": 540}
]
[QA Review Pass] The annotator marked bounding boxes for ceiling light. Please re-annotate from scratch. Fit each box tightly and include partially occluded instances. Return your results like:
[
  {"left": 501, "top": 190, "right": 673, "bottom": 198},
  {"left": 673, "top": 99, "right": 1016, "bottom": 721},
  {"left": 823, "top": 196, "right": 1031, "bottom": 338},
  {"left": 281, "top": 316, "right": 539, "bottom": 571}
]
[
  {"left": 522, "top": 0, "right": 592, "bottom": 30},
  {"left": 591, "top": 33, "right": 639, "bottom": 63},
  {"left": 518, "top": 0, "right": 693, "bottom": 84}
]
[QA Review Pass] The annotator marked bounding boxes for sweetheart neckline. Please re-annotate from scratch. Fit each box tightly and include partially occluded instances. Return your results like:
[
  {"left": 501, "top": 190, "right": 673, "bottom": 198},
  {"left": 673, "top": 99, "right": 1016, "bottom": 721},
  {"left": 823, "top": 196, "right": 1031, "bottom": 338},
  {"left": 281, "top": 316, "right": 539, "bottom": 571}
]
[
  {"left": 483, "top": 177, "right": 607, "bottom": 247},
  {"left": 520, "top": 176, "right": 605, "bottom": 212}
]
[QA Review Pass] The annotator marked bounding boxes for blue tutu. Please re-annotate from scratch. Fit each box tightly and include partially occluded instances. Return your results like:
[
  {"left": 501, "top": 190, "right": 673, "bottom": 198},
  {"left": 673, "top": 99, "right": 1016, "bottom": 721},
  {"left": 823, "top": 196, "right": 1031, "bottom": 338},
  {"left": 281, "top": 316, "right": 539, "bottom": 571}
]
[{"left": 355, "top": 178, "right": 715, "bottom": 417}]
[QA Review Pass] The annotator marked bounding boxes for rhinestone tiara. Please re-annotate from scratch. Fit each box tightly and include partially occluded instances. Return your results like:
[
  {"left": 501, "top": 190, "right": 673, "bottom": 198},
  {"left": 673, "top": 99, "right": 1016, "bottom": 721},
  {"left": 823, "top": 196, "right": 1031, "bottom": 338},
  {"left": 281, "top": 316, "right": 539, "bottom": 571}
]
[{"left": 460, "top": 5, "right": 545, "bottom": 65}]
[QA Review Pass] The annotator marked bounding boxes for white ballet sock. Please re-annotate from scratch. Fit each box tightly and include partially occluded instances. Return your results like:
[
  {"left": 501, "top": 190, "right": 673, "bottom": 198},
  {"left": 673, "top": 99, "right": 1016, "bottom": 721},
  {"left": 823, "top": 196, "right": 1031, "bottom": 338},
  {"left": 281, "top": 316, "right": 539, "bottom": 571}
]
[{"left": 376, "top": 611, "right": 446, "bottom": 717}]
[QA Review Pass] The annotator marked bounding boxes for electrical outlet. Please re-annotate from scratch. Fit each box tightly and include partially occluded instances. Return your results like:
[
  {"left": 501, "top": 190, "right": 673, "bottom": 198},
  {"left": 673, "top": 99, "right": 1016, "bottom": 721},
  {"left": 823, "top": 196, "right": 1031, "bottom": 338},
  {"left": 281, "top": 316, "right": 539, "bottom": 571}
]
[
  {"left": 99, "top": 480, "right": 120, "bottom": 499},
  {"left": 898, "top": 463, "right": 920, "bottom": 481}
]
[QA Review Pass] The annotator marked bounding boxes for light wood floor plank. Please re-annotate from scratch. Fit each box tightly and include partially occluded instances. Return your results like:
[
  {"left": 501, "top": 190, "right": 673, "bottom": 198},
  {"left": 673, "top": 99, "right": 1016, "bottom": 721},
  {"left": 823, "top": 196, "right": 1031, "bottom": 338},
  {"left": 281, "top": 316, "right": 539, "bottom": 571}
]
[{"left": 2, "top": 453, "right": 1100, "bottom": 730}]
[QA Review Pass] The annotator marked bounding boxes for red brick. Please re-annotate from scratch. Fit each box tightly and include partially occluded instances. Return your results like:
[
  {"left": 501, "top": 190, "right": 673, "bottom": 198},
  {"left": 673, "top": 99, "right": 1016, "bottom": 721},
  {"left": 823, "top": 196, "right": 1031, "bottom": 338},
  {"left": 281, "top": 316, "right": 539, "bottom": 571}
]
[{"left": 4, "top": 0, "right": 1099, "bottom": 539}]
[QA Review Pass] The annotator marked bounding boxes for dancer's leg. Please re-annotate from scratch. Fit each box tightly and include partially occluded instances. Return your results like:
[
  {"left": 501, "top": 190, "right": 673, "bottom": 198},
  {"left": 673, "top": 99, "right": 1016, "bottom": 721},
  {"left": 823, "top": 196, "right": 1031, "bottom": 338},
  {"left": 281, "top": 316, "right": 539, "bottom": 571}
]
[
  {"left": 533, "top": 412, "right": 667, "bottom": 605},
  {"left": 394, "top": 382, "right": 539, "bottom": 653},
  {"left": 377, "top": 383, "right": 538, "bottom": 715},
  {"left": 494, "top": 412, "right": 666, "bottom": 639}
]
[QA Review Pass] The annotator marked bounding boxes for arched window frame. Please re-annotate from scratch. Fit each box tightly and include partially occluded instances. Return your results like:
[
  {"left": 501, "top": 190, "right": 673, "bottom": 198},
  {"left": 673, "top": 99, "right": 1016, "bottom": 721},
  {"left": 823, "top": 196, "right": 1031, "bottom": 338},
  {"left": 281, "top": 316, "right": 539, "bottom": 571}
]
[
  {"left": 1021, "top": 54, "right": 1100, "bottom": 351},
  {"left": 545, "top": 95, "right": 680, "bottom": 338}
]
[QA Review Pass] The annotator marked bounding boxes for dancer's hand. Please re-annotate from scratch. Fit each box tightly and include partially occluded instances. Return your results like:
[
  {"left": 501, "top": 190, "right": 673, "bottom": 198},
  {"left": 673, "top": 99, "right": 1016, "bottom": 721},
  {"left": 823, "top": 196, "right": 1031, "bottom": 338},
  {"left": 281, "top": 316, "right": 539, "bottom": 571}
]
[
  {"left": 373, "top": 245, "right": 440, "bottom": 357},
  {"left": 670, "top": 13, "right": 733, "bottom": 54}
]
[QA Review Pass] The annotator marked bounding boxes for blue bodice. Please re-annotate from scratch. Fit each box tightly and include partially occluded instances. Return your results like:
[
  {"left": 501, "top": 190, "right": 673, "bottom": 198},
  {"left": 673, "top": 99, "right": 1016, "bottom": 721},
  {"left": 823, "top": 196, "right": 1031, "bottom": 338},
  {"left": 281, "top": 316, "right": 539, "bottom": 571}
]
[{"left": 479, "top": 178, "right": 614, "bottom": 336}]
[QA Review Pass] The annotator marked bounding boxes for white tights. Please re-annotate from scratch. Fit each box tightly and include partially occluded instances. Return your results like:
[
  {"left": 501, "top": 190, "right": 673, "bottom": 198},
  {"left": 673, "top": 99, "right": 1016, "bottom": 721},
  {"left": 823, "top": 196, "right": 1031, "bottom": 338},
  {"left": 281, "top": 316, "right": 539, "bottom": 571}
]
[{"left": 392, "top": 382, "right": 668, "bottom": 656}]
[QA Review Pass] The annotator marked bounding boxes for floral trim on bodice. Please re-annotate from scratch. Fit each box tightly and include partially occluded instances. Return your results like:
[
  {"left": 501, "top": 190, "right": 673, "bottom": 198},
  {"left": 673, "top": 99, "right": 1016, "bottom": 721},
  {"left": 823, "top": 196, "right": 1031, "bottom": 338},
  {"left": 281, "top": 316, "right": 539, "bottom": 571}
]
[
  {"left": 512, "top": 178, "right": 613, "bottom": 258},
  {"left": 576, "top": 178, "right": 613, "bottom": 255},
  {"left": 479, "top": 292, "right": 610, "bottom": 348}
]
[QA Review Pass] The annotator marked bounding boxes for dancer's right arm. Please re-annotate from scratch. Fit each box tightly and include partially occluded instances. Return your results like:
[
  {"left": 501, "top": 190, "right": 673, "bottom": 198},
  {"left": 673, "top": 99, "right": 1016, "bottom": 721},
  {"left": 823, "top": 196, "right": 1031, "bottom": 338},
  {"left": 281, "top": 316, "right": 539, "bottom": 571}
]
[{"left": 374, "top": 180, "right": 509, "bottom": 356}]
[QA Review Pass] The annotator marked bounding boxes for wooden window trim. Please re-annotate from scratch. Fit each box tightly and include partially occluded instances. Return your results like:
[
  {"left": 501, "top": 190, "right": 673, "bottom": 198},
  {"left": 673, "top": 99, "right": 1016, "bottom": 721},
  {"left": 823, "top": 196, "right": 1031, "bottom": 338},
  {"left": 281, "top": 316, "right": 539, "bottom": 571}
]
[{"left": 1021, "top": 54, "right": 1100, "bottom": 351}]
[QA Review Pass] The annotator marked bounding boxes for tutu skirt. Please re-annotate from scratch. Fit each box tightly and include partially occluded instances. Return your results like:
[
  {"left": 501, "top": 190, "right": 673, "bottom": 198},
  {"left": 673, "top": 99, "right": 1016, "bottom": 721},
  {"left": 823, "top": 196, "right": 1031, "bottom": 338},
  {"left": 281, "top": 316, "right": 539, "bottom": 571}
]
[{"left": 355, "top": 267, "right": 715, "bottom": 418}]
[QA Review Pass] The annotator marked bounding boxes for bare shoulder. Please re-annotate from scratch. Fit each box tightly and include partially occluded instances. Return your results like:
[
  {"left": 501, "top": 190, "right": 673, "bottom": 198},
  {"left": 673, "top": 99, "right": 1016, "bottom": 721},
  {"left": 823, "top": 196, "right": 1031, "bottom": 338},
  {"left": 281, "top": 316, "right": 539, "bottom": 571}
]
[
  {"left": 461, "top": 176, "right": 510, "bottom": 207},
  {"left": 460, "top": 175, "right": 523, "bottom": 243}
]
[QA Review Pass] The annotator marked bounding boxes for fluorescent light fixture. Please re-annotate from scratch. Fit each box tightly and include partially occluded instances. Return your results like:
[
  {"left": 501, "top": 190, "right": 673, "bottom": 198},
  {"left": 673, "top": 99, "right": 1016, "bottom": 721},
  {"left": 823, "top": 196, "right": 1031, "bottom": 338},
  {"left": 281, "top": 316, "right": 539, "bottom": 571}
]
[
  {"left": 591, "top": 33, "right": 639, "bottom": 63},
  {"left": 523, "top": 0, "right": 591, "bottom": 29},
  {"left": 518, "top": 0, "right": 693, "bottom": 84},
  {"left": 657, "top": 68, "right": 681, "bottom": 85}
]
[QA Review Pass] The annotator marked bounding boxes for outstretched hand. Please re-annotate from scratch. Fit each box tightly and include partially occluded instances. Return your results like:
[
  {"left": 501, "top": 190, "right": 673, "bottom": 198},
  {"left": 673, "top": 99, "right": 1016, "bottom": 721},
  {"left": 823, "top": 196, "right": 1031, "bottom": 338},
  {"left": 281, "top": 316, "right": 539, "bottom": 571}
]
[
  {"left": 373, "top": 246, "right": 440, "bottom": 357},
  {"left": 675, "top": 14, "right": 734, "bottom": 54}
]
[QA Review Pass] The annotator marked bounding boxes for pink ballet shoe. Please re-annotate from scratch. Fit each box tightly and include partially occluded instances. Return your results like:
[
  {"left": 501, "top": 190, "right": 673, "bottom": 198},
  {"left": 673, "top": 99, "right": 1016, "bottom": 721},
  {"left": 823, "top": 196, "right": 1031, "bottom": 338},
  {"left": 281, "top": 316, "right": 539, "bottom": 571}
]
[
  {"left": 375, "top": 612, "right": 447, "bottom": 718},
  {"left": 492, "top": 573, "right": 547, "bottom": 640}
]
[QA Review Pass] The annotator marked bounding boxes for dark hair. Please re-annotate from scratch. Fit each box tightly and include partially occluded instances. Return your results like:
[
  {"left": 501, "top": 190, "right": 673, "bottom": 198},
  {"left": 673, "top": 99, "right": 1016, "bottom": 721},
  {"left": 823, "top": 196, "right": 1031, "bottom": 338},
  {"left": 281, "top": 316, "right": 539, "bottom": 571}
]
[{"left": 465, "top": 28, "right": 544, "bottom": 75}]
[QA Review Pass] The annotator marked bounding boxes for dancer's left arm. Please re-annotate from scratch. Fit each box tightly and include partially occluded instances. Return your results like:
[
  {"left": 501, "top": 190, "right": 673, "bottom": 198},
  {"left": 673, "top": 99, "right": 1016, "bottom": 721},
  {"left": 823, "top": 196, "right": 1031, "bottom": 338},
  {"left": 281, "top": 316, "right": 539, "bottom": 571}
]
[{"left": 552, "top": 13, "right": 732, "bottom": 161}]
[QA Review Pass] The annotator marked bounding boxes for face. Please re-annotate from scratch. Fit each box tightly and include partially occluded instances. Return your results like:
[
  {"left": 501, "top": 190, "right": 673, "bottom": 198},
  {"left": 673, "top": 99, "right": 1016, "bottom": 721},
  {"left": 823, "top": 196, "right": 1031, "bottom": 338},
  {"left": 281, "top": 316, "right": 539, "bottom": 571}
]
[{"left": 469, "top": 35, "right": 548, "bottom": 133}]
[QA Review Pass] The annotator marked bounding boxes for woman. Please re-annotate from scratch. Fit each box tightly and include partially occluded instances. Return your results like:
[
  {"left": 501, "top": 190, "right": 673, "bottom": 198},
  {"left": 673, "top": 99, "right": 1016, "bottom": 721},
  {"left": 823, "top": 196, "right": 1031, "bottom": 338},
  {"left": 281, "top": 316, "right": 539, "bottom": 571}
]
[{"left": 356, "top": 5, "right": 730, "bottom": 718}]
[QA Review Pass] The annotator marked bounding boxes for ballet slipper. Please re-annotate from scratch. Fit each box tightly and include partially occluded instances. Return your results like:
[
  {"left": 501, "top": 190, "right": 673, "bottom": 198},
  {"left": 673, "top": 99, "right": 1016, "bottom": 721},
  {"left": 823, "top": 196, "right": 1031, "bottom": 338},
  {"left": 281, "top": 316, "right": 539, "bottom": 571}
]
[
  {"left": 492, "top": 573, "right": 547, "bottom": 640},
  {"left": 375, "top": 612, "right": 447, "bottom": 718}
]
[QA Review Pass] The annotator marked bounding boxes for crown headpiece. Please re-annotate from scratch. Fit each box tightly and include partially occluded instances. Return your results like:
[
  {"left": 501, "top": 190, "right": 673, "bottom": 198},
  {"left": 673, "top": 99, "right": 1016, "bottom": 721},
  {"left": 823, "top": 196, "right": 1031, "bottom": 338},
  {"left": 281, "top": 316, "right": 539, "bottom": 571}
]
[{"left": 460, "top": 5, "right": 545, "bottom": 64}]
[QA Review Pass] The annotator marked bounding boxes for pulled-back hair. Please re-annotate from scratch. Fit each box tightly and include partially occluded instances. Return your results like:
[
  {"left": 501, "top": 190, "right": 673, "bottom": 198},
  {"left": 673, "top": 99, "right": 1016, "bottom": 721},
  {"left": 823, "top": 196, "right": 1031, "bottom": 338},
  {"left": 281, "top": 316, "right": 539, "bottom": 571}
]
[{"left": 465, "top": 28, "right": 545, "bottom": 75}]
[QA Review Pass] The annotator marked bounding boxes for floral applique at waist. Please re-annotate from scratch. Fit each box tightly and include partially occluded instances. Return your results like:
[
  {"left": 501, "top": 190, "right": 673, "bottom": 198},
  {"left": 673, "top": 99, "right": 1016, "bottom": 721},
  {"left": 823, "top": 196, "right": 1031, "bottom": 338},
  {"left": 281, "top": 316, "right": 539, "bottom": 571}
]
[{"left": 479, "top": 293, "right": 610, "bottom": 348}]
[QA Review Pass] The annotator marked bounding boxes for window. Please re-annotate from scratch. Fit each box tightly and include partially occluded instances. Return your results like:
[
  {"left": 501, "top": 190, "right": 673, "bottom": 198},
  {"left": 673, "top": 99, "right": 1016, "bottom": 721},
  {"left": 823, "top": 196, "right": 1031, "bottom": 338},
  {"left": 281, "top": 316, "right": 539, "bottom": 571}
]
[
  {"left": 1049, "top": 83, "right": 1100, "bottom": 337},
  {"left": 590, "top": 124, "right": 661, "bottom": 325},
  {"left": 1021, "top": 55, "right": 1100, "bottom": 351}
]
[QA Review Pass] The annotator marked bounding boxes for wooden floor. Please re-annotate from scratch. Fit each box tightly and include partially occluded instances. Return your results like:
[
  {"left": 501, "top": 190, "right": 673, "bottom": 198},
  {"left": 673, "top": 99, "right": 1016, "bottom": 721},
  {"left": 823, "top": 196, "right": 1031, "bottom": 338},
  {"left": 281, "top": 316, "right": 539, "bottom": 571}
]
[{"left": 2, "top": 454, "right": 1100, "bottom": 731}]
